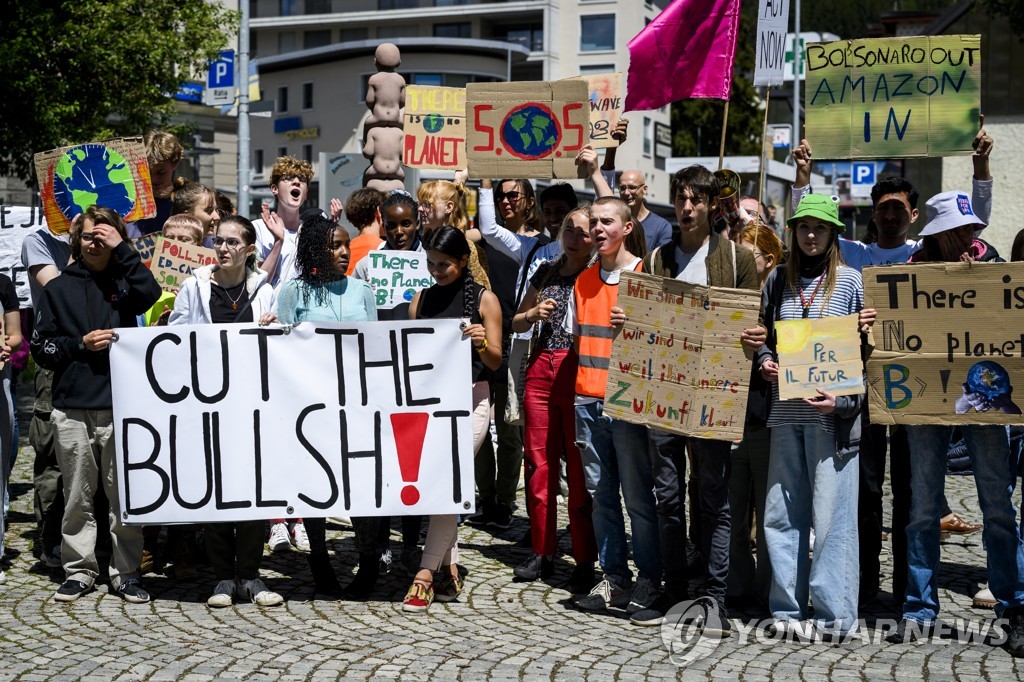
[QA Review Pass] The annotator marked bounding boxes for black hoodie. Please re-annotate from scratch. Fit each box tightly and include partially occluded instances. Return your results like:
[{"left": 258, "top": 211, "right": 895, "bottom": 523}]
[{"left": 31, "top": 241, "right": 161, "bottom": 410}]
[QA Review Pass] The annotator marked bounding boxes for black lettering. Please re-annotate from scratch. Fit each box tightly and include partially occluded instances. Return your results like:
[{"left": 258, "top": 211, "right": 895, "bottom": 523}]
[
  {"left": 191, "top": 331, "right": 230, "bottom": 403},
  {"left": 295, "top": 403, "right": 339, "bottom": 509},
  {"left": 254, "top": 409, "right": 287, "bottom": 508},
  {"left": 145, "top": 333, "right": 189, "bottom": 402},
  {"left": 239, "top": 327, "right": 285, "bottom": 401},
  {"left": 876, "top": 273, "right": 910, "bottom": 309},
  {"left": 122, "top": 417, "right": 169, "bottom": 515},
  {"left": 210, "top": 411, "right": 251, "bottom": 509},
  {"left": 315, "top": 327, "right": 360, "bottom": 406},
  {"left": 358, "top": 330, "right": 402, "bottom": 407},
  {"left": 339, "top": 410, "right": 382, "bottom": 511},
  {"left": 401, "top": 328, "right": 441, "bottom": 406},
  {"left": 433, "top": 410, "right": 471, "bottom": 503},
  {"left": 168, "top": 414, "right": 212, "bottom": 510}
]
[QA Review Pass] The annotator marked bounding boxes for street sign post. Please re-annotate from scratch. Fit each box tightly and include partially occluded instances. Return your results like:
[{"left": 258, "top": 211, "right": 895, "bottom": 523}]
[{"left": 851, "top": 162, "right": 876, "bottom": 198}]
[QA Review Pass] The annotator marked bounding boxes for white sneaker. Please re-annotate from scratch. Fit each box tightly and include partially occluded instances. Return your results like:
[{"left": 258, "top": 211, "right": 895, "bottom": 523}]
[
  {"left": 291, "top": 521, "right": 310, "bottom": 553},
  {"left": 268, "top": 523, "right": 291, "bottom": 552},
  {"left": 574, "top": 576, "right": 631, "bottom": 611},
  {"left": 238, "top": 578, "right": 283, "bottom": 607},
  {"left": 207, "top": 579, "right": 234, "bottom": 608},
  {"left": 0, "top": 569, "right": 6, "bottom": 584},
  {"left": 626, "top": 578, "right": 659, "bottom": 614}
]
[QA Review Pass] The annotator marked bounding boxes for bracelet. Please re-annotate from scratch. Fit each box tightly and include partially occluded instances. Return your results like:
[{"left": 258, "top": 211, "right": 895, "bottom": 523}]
[{"left": 475, "top": 338, "right": 489, "bottom": 353}]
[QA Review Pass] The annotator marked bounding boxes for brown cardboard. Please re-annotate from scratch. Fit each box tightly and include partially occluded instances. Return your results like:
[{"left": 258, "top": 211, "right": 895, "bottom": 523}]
[
  {"left": 864, "top": 262, "right": 1024, "bottom": 425},
  {"left": 465, "top": 80, "right": 589, "bottom": 179},
  {"left": 402, "top": 85, "right": 467, "bottom": 170},
  {"left": 563, "top": 73, "right": 623, "bottom": 148},
  {"left": 777, "top": 313, "right": 865, "bottom": 400},
  {"left": 603, "top": 271, "right": 761, "bottom": 442},
  {"left": 150, "top": 237, "right": 219, "bottom": 293}
]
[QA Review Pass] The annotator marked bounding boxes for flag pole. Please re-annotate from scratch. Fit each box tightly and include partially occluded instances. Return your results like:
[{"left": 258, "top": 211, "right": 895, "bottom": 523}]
[
  {"left": 718, "top": 100, "right": 730, "bottom": 170},
  {"left": 758, "top": 87, "right": 771, "bottom": 208}
]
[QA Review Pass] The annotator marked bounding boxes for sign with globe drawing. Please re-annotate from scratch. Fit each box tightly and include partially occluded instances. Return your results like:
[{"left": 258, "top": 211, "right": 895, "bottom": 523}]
[
  {"left": 34, "top": 137, "right": 156, "bottom": 235},
  {"left": 403, "top": 85, "right": 467, "bottom": 170},
  {"left": 466, "top": 80, "right": 589, "bottom": 179},
  {"left": 864, "top": 262, "right": 1024, "bottom": 426}
]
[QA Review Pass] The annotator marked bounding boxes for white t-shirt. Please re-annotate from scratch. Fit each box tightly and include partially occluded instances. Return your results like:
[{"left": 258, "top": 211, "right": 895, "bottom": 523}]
[
  {"left": 253, "top": 218, "right": 300, "bottom": 288},
  {"left": 838, "top": 239, "right": 918, "bottom": 271},
  {"left": 674, "top": 243, "right": 710, "bottom": 285}
]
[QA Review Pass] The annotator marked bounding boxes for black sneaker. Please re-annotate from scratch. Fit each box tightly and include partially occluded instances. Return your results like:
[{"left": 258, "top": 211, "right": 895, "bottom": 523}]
[
  {"left": 54, "top": 579, "right": 92, "bottom": 602},
  {"left": 884, "top": 618, "right": 930, "bottom": 644},
  {"left": 488, "top": 504, "right": 513, "bottom": 530},
  {"left": 1004, "top": 608, "right": 1024, "bottom": 657},
  {"left": 116, "top": 579, "right": 151, "bottom": 604},
  {"left": 630, "top": 593, "right": 673, "bottom": 627},
  {"left": 513, "top": 554, "right": 554, "bottom": 582},
  {"left": 566, "top": 562, "right": 596, "bottom": 595},
  {"left": 702, "top": 600, "right": 732, "bottom": 636}
]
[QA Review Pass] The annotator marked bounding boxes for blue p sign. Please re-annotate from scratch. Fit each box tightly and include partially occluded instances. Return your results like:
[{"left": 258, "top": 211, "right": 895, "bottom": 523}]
[
  {"left": 207, "top": 50, "right": 235, "bottom": 89},
  {"left": 853, "top": 162, "right": 875, "bottom": 186}
]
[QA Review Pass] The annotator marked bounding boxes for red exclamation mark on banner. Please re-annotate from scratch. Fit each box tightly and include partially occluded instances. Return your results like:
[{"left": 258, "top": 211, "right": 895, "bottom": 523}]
[{"left": 391, "top": 413, "right": 429, "bottom": 505}]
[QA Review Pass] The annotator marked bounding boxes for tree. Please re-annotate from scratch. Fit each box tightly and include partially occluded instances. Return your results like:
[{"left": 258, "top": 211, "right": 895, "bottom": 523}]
[
  {"left": 976, "top": 0, "right": 1024, "bottom": 36},
  {"left": 0, "top": 0, "right": 239, "bottom": 183}
]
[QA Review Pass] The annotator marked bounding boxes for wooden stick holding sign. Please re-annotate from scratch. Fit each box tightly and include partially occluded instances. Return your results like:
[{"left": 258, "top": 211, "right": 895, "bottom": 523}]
[{"left": 777, "top": 313, "right": 864, "bottom": 400}]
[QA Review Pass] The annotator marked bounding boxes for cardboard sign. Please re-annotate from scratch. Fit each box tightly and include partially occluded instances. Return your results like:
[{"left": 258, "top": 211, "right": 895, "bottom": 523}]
[
  {"left": 131, "top": 233, "right": 159, "bottom": 267},
  {"left": 365, "top": 250, "right": 434, "bottom": 309},
  {"left": 0, "top": 206, "right": 48, "bottom": 307},
  {"left": 110, "top": 320, "right": 475, "bottom": 523},
  {"left": 565, "top": 73, "right": 623, "bottom": 148},
  {"left": 466, "top": 80, "right": 589, "bottom": 179},
  {"left": 864, "top": 263, "right": 1024, "bottom": 425},
  {"left": 603, "top": 271, "right": 761, "bottom": 442},
  {"left": 403, "top": 85, "right": 466, "bottom": 170},
  {"left": 754, "top": 0, "right": 790, "bottom": 86},
  {"left": 777, "top": 313, "right": 864, "bottom": 399},
  {"left": 150, "top": 237, "right": 218, "bottom": 293},
  {"left": 804, "top": 34, "right": 981, "bottom": 159},
  {"left": 34, "top": 137, "right": 156, "bottom": 234}
]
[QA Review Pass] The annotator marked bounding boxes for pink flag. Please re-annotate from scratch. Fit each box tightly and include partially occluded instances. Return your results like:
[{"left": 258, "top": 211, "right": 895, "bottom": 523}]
[{"left": 624, "top": 0, "right": 741, "bottom": 111}]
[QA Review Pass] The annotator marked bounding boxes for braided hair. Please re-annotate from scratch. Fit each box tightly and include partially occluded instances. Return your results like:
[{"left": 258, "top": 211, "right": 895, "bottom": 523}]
[
  {"left": 294, "top": 214, "right": 343, "bottom": 307},
  {"left": 380, "top": 189, "right": 419, "bottom": 241},
  {"left": 423, "top": 225, "right": 476, "bottom": 319}
]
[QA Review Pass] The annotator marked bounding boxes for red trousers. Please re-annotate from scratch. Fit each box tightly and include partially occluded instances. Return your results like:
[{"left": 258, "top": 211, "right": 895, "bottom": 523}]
[{"left": 523, "top": 349, "right": 596, "bottom": 562}]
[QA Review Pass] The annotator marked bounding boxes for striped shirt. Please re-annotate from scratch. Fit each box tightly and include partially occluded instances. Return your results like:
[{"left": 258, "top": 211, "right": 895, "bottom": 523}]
[{"left": 767, "top": 266, "right": 864, "bottom": 433}]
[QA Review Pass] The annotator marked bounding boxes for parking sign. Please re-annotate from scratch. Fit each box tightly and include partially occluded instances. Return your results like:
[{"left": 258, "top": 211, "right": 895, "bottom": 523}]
[
  {"left": 851, "top": 162, "right": 876, "bottom": 198},
  {"left": 205, "top": 50, "right": 235, "bottom": 106}
]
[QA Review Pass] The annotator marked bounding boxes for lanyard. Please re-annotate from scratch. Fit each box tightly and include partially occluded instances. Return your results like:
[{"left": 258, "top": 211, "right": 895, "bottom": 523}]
[{"left": 799, "top": 274, "right": 825, "bottom": 318}]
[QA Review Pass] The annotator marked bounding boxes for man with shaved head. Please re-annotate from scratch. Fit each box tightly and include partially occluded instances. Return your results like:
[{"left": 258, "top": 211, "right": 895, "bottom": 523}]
[{"left": 618, "top": 170, "right": 671, "bottom": 250}]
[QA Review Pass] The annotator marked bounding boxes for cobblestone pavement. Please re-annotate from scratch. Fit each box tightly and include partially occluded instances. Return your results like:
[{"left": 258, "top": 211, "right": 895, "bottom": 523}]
[{"left": 2, "top": 392, "right": 1023, "bottom": 680}]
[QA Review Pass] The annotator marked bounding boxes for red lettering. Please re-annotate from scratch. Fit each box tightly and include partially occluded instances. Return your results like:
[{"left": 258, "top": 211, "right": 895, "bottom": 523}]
[
  {"left": 472, "top": 104, "right": 494, "bottom": 151},
  {"left": 562, "top": 103, "right": 585, "bottom": 152}
]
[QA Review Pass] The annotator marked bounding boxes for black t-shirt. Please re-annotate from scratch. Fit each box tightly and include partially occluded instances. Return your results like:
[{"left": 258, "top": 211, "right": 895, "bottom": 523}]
[
  {"left": 0, "top": 274, "right": 18, "bottom": 313},
  {"left": 210, "top": 281, "right": 253, "bottom": 324}
]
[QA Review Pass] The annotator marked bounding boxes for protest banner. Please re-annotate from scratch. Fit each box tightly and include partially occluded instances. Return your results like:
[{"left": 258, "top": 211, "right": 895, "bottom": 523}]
[
  {"left": 603, "top": 271, "right": 761, "bottom": 442},
  {"left": 110, "top": 320, "right": 475, "bottom": 523},
  {"left": 466, "top": 80, "right": 589, "bottom": 179},
  {"left": 804, "top": 34, "right": 981, "bottom": 159},
  {"left": 564, "top": 73, "right": 623, "bottom": 148},
  {"left": 754, "top": 0, "right": 790, "bottom": 86},
  {"left": 131, "top": 233, "right": 158, "bottom": 267},
  {"left": 0, "top": 205, "right": 48, "bottom": 307},
  {"left": 365, "top": 250, "right": 434, "bottom": 309},
  {"left": 150, "top": 237, "right": 218, "bottom": 293},
  {"left": 403, "top": 85, "right": 466, "bottom": 170},
  {"left": 34, "top": 137, "right": 156, "bottom": 234},
  {"left": 864, "top": 262, "right": 1024, "bottom": 425},
  {"left": 777, "top": 313, "right": 864, "bottom": 400}
]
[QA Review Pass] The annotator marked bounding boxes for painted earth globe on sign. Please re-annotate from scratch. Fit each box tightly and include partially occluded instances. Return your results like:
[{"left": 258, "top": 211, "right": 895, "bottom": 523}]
[
  {"left": 966, "top": 360, "right": 1012, "bottom": 399},
  {"left": 422, "top": 114, "right": 445, "bottom": 134},
  {"left": 52, "top": 143, "right": 137, "bottom": 220},
  {"left": 500, "top": 104, "right": 561, "bottom": 159}
]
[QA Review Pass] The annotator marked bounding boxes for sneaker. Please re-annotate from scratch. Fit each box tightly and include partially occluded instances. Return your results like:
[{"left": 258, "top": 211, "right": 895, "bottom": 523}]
[
  {"left": 973, "top": 586, "right": 997, "bottom": 609},
  {"left": 379, "top": 547, "right": 393, "bottom": 575},
  {"left": 466, "top": 505, "right": 494, "bottom": 527},
  {"left": 626, "top": 578, "right": 659, "bottom": 614},
  {"left": 400, "top": 546, "right": 423, "bottom": 575},
  {"left": 42, "top": 545, "right": 62, "bottom": 569},
  {"left": 488, "top": 503, "right": 513, "bottom": 530},
  {"left": 268, "top": 522, "right": 291, "bottom": 552},
  {"left": 402, "top": 579, "right": 434, "bottom": 613},
  {"left": 0, "top": 569, "right": 6, "bottom": 584},
  {"left": 237, "top": 578, "right": 283, "bottom": 606},
  {"left": 291, "top": 521, "right": 310, "bottom": 553},
  {"left": 116, "top": 579, "right": 151, "bottom": 604},
  {"left": 566, "top": 562, "right": 596, "bottom": 595},
  {"left": 513, "top": 554, "right": 554, "bottom": 582},
  {"left": 1004, "top": 608, "right": 1024, "bottom": 657},
  {"left": 702, "top": 600, "right": 732, "bottom": 636},
  {"left": 207, "top": 579, "right": 235, "bottom": 608},
  {"left": 54, "top": 579, "right": 92, "bottom": 602},
  {"left": 630, "top": 592, "right": 687, "bottom": 627},
  {"left": 574, "top": 576, "right": 631, "bottom": 611},
  {"left": 884, "top": 618, "right": 931, "bottom": 644},
  {"left": 434, "top": 569, "right": 464, "bottom": 603}
]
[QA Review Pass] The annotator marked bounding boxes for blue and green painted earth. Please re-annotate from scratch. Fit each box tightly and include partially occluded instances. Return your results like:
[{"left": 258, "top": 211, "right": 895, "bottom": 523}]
[
  {"left": 967, "top": 361, "right": 1012, "bottom": 399},
  {"left": 500, "top": 104, "right": 561, "bottom": 159},
  {"left": 52, "top": 144, "right": 136, "bottom": 219},
  {"left": 423, "top": 113, "right": 445, "bottom": 134}
]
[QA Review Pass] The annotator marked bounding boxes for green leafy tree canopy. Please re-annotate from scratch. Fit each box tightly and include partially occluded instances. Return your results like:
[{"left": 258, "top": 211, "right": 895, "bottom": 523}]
[{"left": 1, "top": 0, "right": 239, "bottom": 183}]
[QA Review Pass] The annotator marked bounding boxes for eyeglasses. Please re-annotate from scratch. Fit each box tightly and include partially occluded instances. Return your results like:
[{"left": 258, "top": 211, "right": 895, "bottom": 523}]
[
  {"left": 618, "top": 184, "right": 645, "bottom": 193},
  {"left": 497, "top": 191, "right": 523, "bottom": 203},
  {"left": 79, "top": 233, "right": 99, "bottom": 243},
  {"left": 213, "top": 237, "right": 245, "bottom": 249}
]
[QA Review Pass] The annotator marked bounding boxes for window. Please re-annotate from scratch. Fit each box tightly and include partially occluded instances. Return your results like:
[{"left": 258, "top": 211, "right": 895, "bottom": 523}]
[
  {"left": 278, "top": 31, "right": 296, "bottom": 53},
  {"left": 494, "top": 24, "right": 543, "bottom": 52},
  {"left": 579, "top": 63, "right": 615, "bottom": 76},
  {"left": 277, "top": 86, "right": 289, "bottom": 113},
  {"left": 306, "top": 0, "right": 331, "bottom": 13},
  {"left": 302, "top": 82, "right": 314, "bottom": 110},
  {"left": 278, "top": 146, "right": 288, "bottom": 159},
  {"left": 580, "top": 14, "right": 615, "bottom": 52},
  {"left": 434, "top": 22, "right": 471, "bottom": 39},
  {"left": 643, "top": 116, "right": 652, "bottom": 157},
  {"left": 412, "top": 73, "right": 443, "bottom": 86},
  {"left": 302, "top": 144, "right": 313, "bottom": 164},
  {"left": 249, "top": 0, "right": 258, "bottom": 19},
  {"left": 339, "top": 27, "right": 368, "bottom": 42},
  {"left": 253, "top": 149, "right": 264, "bottom": 176},
  {"left": 378, "top": 24, "right": 419, "bottom": 39},
  {"left": 280, "top": 0, "right": 296, "bottom": 16},
  {"left": 304, "top": 30, "right": 331, "bottom": 50}
]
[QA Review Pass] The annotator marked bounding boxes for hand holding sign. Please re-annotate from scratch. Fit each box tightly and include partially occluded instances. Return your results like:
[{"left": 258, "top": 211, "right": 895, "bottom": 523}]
[{"left": 777, "top": 314, "right": 864, "bottom": 400}]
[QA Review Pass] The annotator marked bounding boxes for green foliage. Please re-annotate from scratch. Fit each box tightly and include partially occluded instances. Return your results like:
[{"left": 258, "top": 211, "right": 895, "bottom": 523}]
[
  {"left": 671, "top": 3, "right": 763, "bottom": 158},
  {"left": 0, "top": 0, "right": 239, "bottom": 183},
  {"left": 976, "top": 0, "right": 1024, "bottom": 36}
]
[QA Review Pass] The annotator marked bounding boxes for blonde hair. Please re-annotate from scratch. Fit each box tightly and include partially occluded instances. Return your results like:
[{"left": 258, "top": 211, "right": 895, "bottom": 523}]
[
  {"left": 417, "top": 180, "right": 469, "bottom": 231},
  {"left": 144, "top": 130, "right": 183, "bottom": 166},
  {"left": 270, "top": 156, "right": 313, "bottom": 186},
  {"left": 162, "top": 213, "right": 204, "bottom": 245},
  {"left": 593, "top": 196, "right": 646, "bottom": 258},
  {"left": 783, "top": 225, "right": 844, "bottom": 311}
]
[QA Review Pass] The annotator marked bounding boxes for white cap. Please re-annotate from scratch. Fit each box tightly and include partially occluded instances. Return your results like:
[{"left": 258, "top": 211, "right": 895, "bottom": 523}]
[{"left": 919, "top": 191, "right": 986, "bottom": 237}]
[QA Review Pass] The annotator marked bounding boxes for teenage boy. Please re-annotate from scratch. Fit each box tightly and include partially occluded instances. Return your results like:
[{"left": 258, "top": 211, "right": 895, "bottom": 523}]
[
  {"left": 344, "top": 188, "right": 386, "bottom": 276},
  {"left": 567, "top": 196, "right": 660, "bottom": 611},
  {"left": 629, "top": 166, "right": 764, "bottom": 630},
  {"left": 255, "top": 156, "right": 314, "bottom": 287}
]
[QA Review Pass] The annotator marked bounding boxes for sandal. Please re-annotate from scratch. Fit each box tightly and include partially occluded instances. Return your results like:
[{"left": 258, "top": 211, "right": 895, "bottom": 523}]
[
  {"left": 402, "top": 578, "right": 434, "bottom": 613},
  {"left": 434, "top": 568, "right": 464, "bottom": 603}
]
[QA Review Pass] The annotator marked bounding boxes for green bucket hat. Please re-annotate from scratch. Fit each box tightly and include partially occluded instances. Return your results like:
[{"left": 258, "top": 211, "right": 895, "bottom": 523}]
[{"left": 787, "top": 194, "right": 845, "bottom": 233}]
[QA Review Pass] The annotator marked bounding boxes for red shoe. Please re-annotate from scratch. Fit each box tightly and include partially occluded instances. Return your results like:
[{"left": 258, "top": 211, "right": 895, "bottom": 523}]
[{"left": 402, "top": 579, "right": 434, "bottom": 613}]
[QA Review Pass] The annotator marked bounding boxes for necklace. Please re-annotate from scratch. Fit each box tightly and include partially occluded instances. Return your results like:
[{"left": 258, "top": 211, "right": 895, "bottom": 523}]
[
  {"left": 798, "top": 274, "right": 826, "bottom": 319},
  {"left": 217, "top": 276, "right": 247, "bottom": 310}
]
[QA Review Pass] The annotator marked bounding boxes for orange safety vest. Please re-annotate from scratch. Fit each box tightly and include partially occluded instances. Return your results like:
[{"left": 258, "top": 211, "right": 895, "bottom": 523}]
[{"left": 574, "top": 260, "right": 640, "bottom": 398}]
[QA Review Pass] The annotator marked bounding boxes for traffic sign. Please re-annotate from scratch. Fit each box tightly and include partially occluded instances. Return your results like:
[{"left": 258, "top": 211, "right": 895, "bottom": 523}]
[
  {"left": 851, "top": 162, "right": 876, "bottom": 198},
  {"left": 205, "top": 50, "right": 235, "bottom": 106}
]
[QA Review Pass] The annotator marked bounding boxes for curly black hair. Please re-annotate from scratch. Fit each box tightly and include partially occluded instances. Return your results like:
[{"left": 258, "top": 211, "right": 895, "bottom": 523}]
[{"left": 294, "top": 215, "right": 345, "bottom": 308}]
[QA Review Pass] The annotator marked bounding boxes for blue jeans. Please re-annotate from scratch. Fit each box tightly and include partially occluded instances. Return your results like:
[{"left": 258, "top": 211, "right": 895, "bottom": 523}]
[
  {"left": 765, "top": 423, "right": 859, "bottom": 632},
  {"left": 904, "top": 424, "right": 1024, "bottom": 623},
  {"left": 575, "top": 401, "right": 661, "bottom": 586}
]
